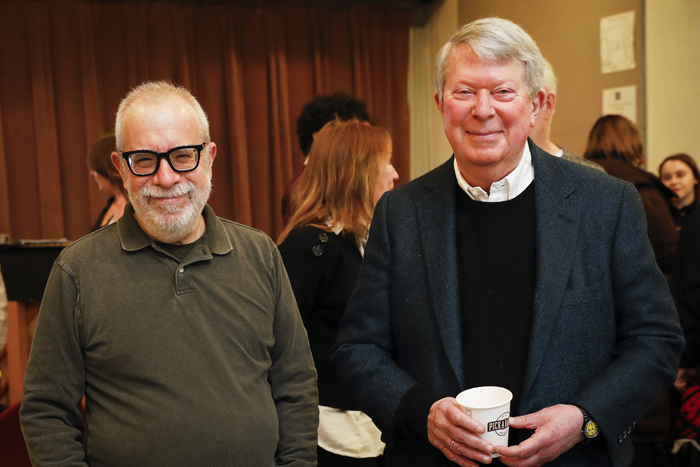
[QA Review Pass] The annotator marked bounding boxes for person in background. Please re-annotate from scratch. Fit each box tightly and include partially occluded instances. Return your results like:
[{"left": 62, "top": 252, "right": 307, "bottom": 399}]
[
  {"left": 278, "top": 118, "right": 397, "bottom": 466},
  {"left": 282, "top": 93, "right": 370, "bottom": 224},
  {"left": 659, "top": 153, "right": 700, "bottom": 232},
  {"left": 20, "top": 81, "right": 318, "bottom": 466},
  {"left": 529, "top": 59, "right": 605, "bottom": 172},
  {"left": 584, "top": 114, "right": 679, "bottom": 467},
  {"left": 86, "top": 132, "right": 128, "bottom": 232},
  {"left": 331, "top": 17, "right": 683, "bottom": 467},
  {"left": 584, "top": 114, "right": 678, "bottom": 278}
]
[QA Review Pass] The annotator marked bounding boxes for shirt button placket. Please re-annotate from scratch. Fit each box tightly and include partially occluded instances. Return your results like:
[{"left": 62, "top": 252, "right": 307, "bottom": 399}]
[{"left": 176, "top": 266, "right": 186, "bottom": 293}]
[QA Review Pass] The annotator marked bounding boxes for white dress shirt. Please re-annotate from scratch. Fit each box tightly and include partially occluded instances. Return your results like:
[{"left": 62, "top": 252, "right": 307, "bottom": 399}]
[{"left": 453, "top": 143, "right": 534, "bottom": 202}]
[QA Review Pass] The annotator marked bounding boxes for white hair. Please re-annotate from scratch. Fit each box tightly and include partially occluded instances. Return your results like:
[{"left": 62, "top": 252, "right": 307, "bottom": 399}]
[
  {"left": 435, "top": 17, "right": 546, "bottom": 102},
  {"left": 114, "top": 81, "right": 210, "bottom": 151}
]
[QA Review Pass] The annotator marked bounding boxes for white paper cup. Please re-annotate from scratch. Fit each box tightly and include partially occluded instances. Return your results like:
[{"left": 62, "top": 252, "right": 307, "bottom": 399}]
[{"left": 456, "top": 386, "right": 512, "bottom": 455}]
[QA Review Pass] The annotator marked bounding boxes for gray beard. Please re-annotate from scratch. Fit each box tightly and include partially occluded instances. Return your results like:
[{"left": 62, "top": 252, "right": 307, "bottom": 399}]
[{"left": 128, "top": 177, "right": 212, "bottom": 244}]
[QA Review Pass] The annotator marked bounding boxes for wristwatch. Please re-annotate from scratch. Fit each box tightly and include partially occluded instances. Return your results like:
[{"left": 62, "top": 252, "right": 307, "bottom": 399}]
[{"left": 576, "top": 406, "right": 599, "bottom": 443}]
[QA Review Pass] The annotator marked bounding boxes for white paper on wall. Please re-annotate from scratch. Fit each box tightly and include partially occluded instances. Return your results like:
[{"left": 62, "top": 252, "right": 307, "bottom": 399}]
[
  {"left": 600, "top": 11, "right": 636, "bottom": 74},
  {"left": 602, "top": 85, "right": 637, "bottom": 123}
]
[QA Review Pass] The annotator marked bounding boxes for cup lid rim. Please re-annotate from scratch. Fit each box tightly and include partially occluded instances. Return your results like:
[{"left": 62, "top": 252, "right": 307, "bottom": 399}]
[{"left": 456, "top": 386, "right": 513, "bottom": 409}]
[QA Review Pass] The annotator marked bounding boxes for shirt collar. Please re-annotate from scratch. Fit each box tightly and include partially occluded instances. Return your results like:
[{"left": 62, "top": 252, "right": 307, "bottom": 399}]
[
  {"left": 117, "top": 203, "right": 233, "bottom": 255},
  {"left": 453, "top": 142, "right": 534, "bottom": 202},
  {"left": 328, "top": 220, "right": 367, "bottom": 256}
]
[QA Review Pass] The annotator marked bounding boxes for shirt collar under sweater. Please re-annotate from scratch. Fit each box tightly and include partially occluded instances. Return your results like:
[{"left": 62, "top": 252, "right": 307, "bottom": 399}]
[
  {"left": 453, "top": 142, "right": 534, "bottom": 202},
  {"left": 117, "top": 203, "right": 233, "bottom": 256}
]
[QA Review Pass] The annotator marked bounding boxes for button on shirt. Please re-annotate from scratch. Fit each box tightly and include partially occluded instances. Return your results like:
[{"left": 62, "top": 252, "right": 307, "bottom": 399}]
[{"left": 453, "top": 143, "right": 534, "bottom": 201}]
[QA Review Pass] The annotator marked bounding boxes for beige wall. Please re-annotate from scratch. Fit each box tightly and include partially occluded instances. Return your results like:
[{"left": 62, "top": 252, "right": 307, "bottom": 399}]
[
  {"left": 407, "top": 0, "right": 458, "bottom": 179},
  {"left": 645, "top": 0, "right": 700, "bottom": 172},
  {"left": 409, "top": 0, "right": 646, "bottom": 176}
]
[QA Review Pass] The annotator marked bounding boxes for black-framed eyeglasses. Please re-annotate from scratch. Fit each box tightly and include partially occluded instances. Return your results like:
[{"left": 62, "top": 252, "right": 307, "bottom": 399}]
[{"left": 120, "top": 143, "right": 207, "bottom": 176}]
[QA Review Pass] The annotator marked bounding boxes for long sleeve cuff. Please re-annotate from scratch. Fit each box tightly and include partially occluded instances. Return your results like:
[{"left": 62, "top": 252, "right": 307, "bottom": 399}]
[{"left": 394, "top": 384, "right": 442, "bottom": 442}]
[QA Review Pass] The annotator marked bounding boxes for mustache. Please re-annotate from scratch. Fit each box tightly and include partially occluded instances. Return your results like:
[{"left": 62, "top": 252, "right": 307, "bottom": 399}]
[{"left": 140, "top": 182, "right": 194, "bottom": 199}]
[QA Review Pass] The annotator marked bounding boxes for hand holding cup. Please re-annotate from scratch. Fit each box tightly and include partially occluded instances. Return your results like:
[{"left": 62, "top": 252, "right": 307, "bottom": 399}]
[{"left": 456, "top": 386, "right": 513, "bottom": 457}]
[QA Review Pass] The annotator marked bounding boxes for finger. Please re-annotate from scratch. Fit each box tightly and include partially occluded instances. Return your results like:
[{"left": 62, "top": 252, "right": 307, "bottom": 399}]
[
  {"left": 505, "top": 413, "right": 536, "bottom": 430},
  {"left": 496, "top": 447, "right": 547, "bottom": 467},
  {"left": 494, "top": 443, "right": 530, "bottom": 459},
  {"left": 428, "top": 398, "right": 496, "bottom": 463},
  {"left": 444, "top": 399, "right": 487, "bottom": 434},
  {"left": 449, "top": 439, "right": 496, "bottom": 465},
  {"left": 496, "top": 454, "right": 529, "bottom": 467},
  {"left": 440, "top": 441, "right": 492, "bottom": 467},
  {"left": 429, "top": 398, "right": 486, "bottom": 442}
]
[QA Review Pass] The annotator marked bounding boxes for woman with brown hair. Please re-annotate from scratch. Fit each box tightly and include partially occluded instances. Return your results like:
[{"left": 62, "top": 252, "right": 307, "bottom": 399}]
[
  {"left": 584, "top": 114, "right": 678, "bottom": 276},
  {"left": 278, "top": 118, "right": 398, "bottom": 466},
  {"left": 86, "top": 132, "right": 127, "bottom": 232},
  {"left": 659, "top": 153, "right": 700, "bottom": 231}
]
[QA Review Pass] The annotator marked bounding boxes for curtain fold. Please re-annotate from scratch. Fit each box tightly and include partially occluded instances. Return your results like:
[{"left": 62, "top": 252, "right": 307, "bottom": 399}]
[
  {"left": 0, "top": 0, "right": 413, "bottom": 241},
  {"left": 26, "top": 2, "right": 65, "bottom": 238},
  {"left": 79, "top": 3, "right": 110, "bottom": 222},
  {"left": 221, "top": 5, "right": 253, "bottom": 227}
]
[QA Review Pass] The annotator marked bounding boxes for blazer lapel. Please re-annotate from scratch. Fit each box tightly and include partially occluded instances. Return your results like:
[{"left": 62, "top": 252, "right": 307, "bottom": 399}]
[
  {"left": 416, "top": 159, "right": 465, "bottom": 387},
  {"left": 521, "top": 147, "right": 582, "bottom": 401}
]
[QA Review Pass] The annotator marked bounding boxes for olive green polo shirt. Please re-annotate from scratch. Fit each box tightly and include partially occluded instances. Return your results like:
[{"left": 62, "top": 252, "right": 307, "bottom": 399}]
[{"left": 20, "top": 204, "right": 318, "bottom": 466}]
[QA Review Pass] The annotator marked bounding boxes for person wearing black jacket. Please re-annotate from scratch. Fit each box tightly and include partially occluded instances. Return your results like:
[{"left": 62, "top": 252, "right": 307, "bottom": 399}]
[{"left": 278, "top": 118, "right": 398, "bottom": 466}]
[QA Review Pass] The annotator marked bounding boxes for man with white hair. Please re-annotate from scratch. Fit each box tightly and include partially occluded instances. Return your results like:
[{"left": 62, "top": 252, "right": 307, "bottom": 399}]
[
  {"left": 20, "top": 81, "right": 318, "bottom": 466},
  {"left": 332, "top": 17, "right": 682, "bottom": 466}
]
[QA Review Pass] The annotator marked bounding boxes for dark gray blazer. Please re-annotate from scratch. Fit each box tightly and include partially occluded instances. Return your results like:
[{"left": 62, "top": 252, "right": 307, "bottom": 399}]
[{"left": 332, "top": 140, "right": 684, "bottom": 466}]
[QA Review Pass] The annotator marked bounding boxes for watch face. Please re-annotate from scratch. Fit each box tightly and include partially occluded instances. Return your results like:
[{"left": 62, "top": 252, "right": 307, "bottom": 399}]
[{"left": 584, "top": 420, "right": 599, "bottom": 438}]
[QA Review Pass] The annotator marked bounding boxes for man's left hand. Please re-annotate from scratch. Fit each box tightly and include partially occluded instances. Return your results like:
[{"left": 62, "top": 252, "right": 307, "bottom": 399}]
[{"left": 494, "top": 404, "right": 585, "bottom": 467}]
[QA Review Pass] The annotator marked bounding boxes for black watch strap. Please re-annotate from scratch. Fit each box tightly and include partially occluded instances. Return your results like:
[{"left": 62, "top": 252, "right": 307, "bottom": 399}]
[{"left": 576, "top": 405, "right": 599, "bottom": 443}]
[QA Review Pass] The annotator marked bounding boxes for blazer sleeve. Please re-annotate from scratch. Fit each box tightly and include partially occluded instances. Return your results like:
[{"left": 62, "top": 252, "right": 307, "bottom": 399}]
[
  {"left": 570, "top": 182, "right": 684, "bottom": 452},
  {"left": 331, "top": 192, "right": 424, "bottom": 438}
]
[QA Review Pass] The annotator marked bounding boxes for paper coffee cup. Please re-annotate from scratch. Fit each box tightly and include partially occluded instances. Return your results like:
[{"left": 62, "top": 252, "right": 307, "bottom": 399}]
[{"left": 456, "top": 386, "right": 512, "bottom": 456}]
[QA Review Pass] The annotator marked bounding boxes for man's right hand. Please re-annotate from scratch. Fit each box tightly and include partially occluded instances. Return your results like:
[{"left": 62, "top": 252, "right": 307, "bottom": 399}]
[{"left": 427, "top": 397, "right": 496, "bottom": 466}]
